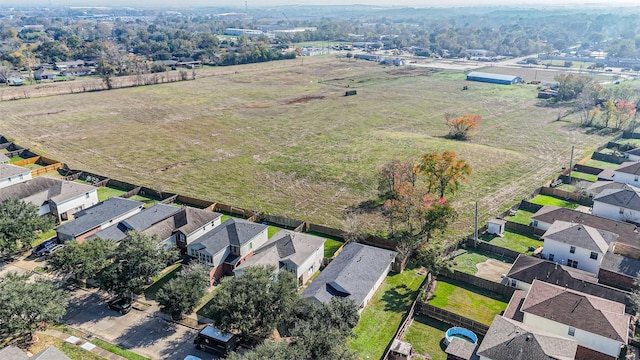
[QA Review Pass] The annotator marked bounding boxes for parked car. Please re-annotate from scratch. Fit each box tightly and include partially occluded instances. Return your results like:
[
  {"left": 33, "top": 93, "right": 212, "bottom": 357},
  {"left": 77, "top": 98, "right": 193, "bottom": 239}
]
[
  {"left": 605, "top": 68, "right": 613, "bottom": 72},
  {"left": 32, "top": 239, "right": 59, "bottom": 257},
  {"left": 44, "top": 244, "right": 65, "bottom": 256},
  {"left": 107, "top": 297, "right": 132, "bottom": 315}
]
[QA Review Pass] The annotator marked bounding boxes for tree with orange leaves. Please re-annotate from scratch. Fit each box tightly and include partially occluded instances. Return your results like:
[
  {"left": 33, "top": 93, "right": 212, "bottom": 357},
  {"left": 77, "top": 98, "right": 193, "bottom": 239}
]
[
  {"left": 614, "top": 100, "right": 637, "bottom": 130},
  {"left": 419, "top": 151, "right": 472, "bottom": 199},
  {"left": 445, "top": 113, "right": 481, "bottom": 140}
]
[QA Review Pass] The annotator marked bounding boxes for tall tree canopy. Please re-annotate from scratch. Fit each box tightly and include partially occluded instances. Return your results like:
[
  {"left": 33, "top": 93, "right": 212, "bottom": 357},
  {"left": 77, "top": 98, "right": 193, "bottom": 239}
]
[
  {"left": 0, "top": 198, "right": 55, "bottom": 256},
  {"left": 156, "top": 263, "right": 209, "bottom": 320},
  {"left": 48, "top": 237, "right": 116, "bottom": 280},
  {"left": 419, "top": 151, "right": 472, "bottom": 199}
]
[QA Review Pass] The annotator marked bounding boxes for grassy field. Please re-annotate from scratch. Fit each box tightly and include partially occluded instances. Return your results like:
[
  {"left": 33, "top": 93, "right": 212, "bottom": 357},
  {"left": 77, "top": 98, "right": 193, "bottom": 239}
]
[
  {"left": 452, "top": 248, "right": 513, "bottom": 274},
  {"left": 97, "top": 186, "right": 127, "bottom": 201},
  {"left": 0, "top": 59, "right": 617, "bottom": 229},
  {"left": 505, "top": 209, "right": 534, "bottom": 225},
  {"left": 569, "top": 171, "right": 597, "bottom": 182},
  {"left": 480, "top": 228, "right": 541, "bottom": 253},
  {"left": 529, "top": 194, "right": 579, "bottom": 209},
  {"left": 583, "top": 158, "right": 620, "bottom": 170},
  {"left": 348, "top": 265, "right": 426, "bottom": 360},
  {"left": 402, "top": 315, "right": 448, "bottom": 360},
  {"left": 429, "top": 278, "right": 508, "bottom": 325}
]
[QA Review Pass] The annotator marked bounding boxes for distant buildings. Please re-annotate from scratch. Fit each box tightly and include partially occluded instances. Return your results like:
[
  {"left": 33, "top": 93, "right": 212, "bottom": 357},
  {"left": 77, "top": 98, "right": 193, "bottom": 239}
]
[{"left": 466, "top": 71, "right": 523, "bottom": 85}]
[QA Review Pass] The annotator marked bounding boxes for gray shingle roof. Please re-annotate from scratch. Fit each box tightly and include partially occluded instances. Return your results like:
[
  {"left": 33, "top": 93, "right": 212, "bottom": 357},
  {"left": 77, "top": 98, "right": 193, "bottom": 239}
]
[
  {"left": 91, "top": 203, "right": 181, "bottom": 241},
  {"left": 600, "top": 251, "right": 640, "bottom": 278},
  {"left": 0, "top": 177, "right": 95, "bottom": 207},
  {"left": 0, "top": 163, "right": 31, "bottom": 178},
  {"left": 56, "top": 197, "right": 144, "bottom": 237},
  {"left": 0, "top": 345, "right": 29, "bottom": 360},
  {"left": 30, "top": 346, "right": 71, "bottom": 360},
  {"left": 615, "top": 161, "right": 640, "bottom": 175},
  {"left": 445, "top": 337, "right": 479, "bottom": 360},
  {"left": 189, "top": 218, "right": 267, "bottom": 256},
  {"left": 476, "top": 315, "right": 577, "bottom": 360},
  {"left": 541, "top": 221, "right": 611, "bottom": 254},
  {"left": 0, "top": 153, "right": 9, "bottom": 163},
  {"left": 587, "top": 180, "right": 637, "bottom": 194},
  {"left": 507, "top": 254, "right": 632, "bottom": 311},
  {"left": 531, "top": 206, "right": 640, "bottom": 247},
  {"left": 625, "top": 148, "right": 640, "bottom": 157},
  {"left": 143, "top": 207, "right": 222, "bottom": 241},
  {"left": 521, "top": 280, "right": 629, "bottom": 342},
  {"left": 466, "top": 71, "right": 520, "bottom": 82},
  {"left": 594, "top": 187, "right": 640, "bottom": 210},
  {"left": 301, "top": 242, "right": 397, "bottom": 308},
  {"left": 235, "top": 230, "right": 325, "bottom": 271}
]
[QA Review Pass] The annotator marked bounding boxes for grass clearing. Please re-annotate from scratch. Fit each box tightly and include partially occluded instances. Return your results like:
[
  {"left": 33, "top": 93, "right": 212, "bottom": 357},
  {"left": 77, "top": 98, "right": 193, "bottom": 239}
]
[
  {"left": 452, "top": 248, "right": 513, "bottom": 275},
  {"left": 144, "top": 264, "right": 182, "bottom": 300},
  {"left": 97, "top": 186, "right": 127, "bottom": 201},
  {"left": 348, "top": 265, "right": 426, "bottom": 360},
  {"left": 33, "top": 228, "right": 57, "bottom": 246},
  {"left": 583, "top": 158, "right": 620, "bottom": 170},
  {"left": 568, "top": 171, "right": 597, "bottom": 182},
  {"left": 529, "top": 194, "right": 579, "bottom": 209},
  {"left": 90, "top": 338, "right": 150, "bottom": 360},
  {"left": 324, "top": 238, "right": 343, "bottom": 258},
  {"left": 402, "top": 315, "right": 448, "bottom": 360},
  {"left": 0, "top": 59, "right": 619, "bottom": 231},
  {"left": 480, "top": 228, "right": 542, "bottom": 253},
  {"left": 128, "top": 194, "right": 160, "bottom": 208},
  {"left": 429, "top": 278, "right": 508, "bottom": 325},
  {"left": 505, "top": 209, "right": 534, "bottom": 225}
]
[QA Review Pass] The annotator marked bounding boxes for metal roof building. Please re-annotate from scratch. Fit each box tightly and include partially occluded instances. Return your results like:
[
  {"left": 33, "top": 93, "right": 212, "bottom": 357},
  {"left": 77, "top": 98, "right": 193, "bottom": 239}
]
[{"left": 466, "top": 71, "right": 523, "bottom": 85}]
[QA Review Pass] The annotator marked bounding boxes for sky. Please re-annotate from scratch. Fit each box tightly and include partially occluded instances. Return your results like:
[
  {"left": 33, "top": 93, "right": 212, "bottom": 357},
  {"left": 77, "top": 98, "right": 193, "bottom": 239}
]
[{"left": 4, "top": 0, "right": 640, "bottom": 8}]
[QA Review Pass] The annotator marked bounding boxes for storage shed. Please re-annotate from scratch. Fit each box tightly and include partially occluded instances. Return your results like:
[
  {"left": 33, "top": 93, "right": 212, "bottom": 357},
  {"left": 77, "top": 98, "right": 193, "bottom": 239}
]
[
  {"left": 487, "top": 219, "right": 506, "bottom": 236},
  {"left": 466, "top": 71, "right": 523, "bottom": 85}
]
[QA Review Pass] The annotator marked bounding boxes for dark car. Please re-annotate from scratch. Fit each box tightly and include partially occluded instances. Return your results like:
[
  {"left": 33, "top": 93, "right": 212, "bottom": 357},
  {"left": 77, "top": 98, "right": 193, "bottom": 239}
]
[
  {"left": 31, "top": 239, "right": 59, "bottom": 258},
  {"left": 107, "top": 297, "right": 132, "bottom": 315}
]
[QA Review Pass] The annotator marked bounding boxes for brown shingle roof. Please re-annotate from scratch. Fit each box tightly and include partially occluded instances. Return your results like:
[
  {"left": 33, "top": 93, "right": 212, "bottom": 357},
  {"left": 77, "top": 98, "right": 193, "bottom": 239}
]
[
  {"left": 521, "top": 280, "right": 629, "bottom": 342},
  {"left": 541, "top": 221, "right": 611, "bottom": 253},
  {"left": 615, "top": 161, "right": 640, "bottom": 175}
]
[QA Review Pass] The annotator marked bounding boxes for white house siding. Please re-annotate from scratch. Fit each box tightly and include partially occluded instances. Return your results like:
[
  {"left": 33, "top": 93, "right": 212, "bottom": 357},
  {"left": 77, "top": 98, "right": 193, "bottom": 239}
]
[
  {"left": 239, "top": 229, "right": 268, "bottom": 257},
  {"left": 360, "top": 263, "right": 391, "bottom": 309},
  {"left": 612, "top": 171, "right": 640, "bottom": 186},
  {"left": 593, "top": 200, "right": 640, "bottom": 223},
  {"left": 522, "top": 312, "right": 624, "bottom": 358},
  {"left": 295, "top": 247, "right": 324, "bottom": 284},
  {"left": 531, "top": 219, "right": 552, "bottom": 232},
  {"left": 541, "top": 238, "right": 603, "bottom": 274},
  {"left": 185, "top": 218, "right": 222, "bottom": 244},
  {"left": 506, "top": 278, "right": 531, "bottom": 291},
  {"left": 53, "top": 190, "right": 99, "bottom": 221},
  {"left": 0, "top": 171, "right": 31, "bottom": 189},
  {"left": 627, "top": 154, "right": 640, "bottom": 162}
]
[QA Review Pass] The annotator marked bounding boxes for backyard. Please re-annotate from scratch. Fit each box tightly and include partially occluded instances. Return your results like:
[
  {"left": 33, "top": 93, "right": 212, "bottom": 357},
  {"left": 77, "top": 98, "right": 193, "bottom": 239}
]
[
  {"left": 528, "top": 194, "right": 579, "bottom": 209},
  {"left": 568, "top": 171, "right": 597, "bottom": 182},
  {"left": 348, "top": 264, "right": 426, "bottom": 360},
  {"left": 452, "top": 248, "right": 513, "bottom": 275},
  {"left": 480, "top": 228, "right": 541, "bottom": 254},
  {"left": 505, "top": 209, "right": 534, "bottom": 225},
  {"left": 428, "top": 278, "right": 508, "bottom": 325},
  {"left": 402, "top": 315, "right": 449, "bottom": 360},
  {"left": 582, "top": 158, "right": 620, "bottom": 170}
]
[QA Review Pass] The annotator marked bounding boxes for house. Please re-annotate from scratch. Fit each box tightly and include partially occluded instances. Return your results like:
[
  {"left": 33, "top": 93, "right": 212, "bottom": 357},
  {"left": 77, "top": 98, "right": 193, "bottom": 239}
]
[
  {"left": 59, "top": 67, "right": 92, "bottom": 77},
  {"left": 505, "top": 254, "right": 632, "bottom": 311},
  {"left": 624, "top": 148, "right": 640, "bottom": 162},
  {"left": 598, "top": 242, "right": 640, "bottom": 291},
  {"left": 0, "top": 345, "right": 71, "bottom": 360},
  {"left": 504, "top": 280, "right": 629, "bottom": 359},
  {"left": 0, "top": 177, "right": 98, "bottom": 222},
  {"left": 142, "top": 206, "right": 223, "bottom": 250},
  {"left": 56, "top": 197, "right": 144, "bottom": 243},
  {"left": 586, "top": 180, "right": 633, "bottom": 197},
  {"left": 0, "top": 163, "right": 32, "bottom": 189},
  {"left": 476, "top": 315, "right": 577, "bottom": 360},
  {"left": 301, "top": 242, "right": 397, "bottom": 310},
  {"left": 540, "top": 221, "right": 612, "bottom": 274},
  {"left": 187, "top": 218, "right": 268, "bottom": 284},
  {"left": 0, "top": 153, "right": 10, "bottom": 163},
  {"left": 234, "top": 229, "right": 325, "bottom": 286},
  {"left": 593, "top": 187, "right": 640, "bottom": 223},
  {"left": 34, "top": 69, "right": 58, "bottom": 80},
  {"left": 466, "top": 71, "right": 523, "bottom": 85},
  {"left": 54, "top": 60, "right": 84, "bottom": 70},
  {"left": 354, "top": 54, "right": 381, "bottom": 62},
  {"left": 90, "top": 203, "right": 182, "bottom": 242},
  {"left": 530, "top": 206, "right": 640, "bottom": 247},
  {"left": 606, "top": 161, "right": 640, "bottom": 185}
]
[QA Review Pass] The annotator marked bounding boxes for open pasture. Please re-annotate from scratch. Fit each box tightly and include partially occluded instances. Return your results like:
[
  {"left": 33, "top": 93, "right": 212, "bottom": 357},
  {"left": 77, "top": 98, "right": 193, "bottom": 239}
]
[{"left": 0, "top": 59, "right": 616, "bottom": 228}]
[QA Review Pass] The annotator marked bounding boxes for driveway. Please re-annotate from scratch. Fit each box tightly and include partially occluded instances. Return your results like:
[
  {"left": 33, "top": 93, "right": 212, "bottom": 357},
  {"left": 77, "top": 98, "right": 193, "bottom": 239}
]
[{"left": 63, "top": 287, "right": 213, "bottom": 359}]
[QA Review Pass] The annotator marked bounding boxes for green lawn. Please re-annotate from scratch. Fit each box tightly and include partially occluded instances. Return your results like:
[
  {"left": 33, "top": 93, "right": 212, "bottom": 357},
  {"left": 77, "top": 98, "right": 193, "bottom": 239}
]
[
  {"left": 529, "top": 194, "right": 579, "bottom": 209},
  {"left": 429, "top": 278, "right": 508, "bottom": 325},
  {"left": 348, "top": 265, "right": 426, "bottom": 360},
  {"left": 90, "top": 338, "right": 150, "bottom": 360},
  {"left": 480, "top": 228, "right": 541, "bottom": 254},
  {"left": 128, "top": 194, "right": 160, "bottom": 208},
  {"left": 268, "top": 225, "right": 284, "bottom": 238},
  {"left": 324, "top": 238, "right": 344, "bottom": 258},
  {"left": 583, "top": 158, "right": 620, "bottom": 170},
  {"left": 568, "top": 171, "right": 597, "bottom": 182},
  {"left": 452, "top": 248, "right": 513, "bottom": 275},
  {"left": 32, "top": 229, "right": 57, "bottom": 246},
  {"left": 97, "top": 186, "right": 128, "bottom": 201},
  {"left": 505, "top": 209, "right": 534, "bottom": 225},
  {"left": 402, "top": 315, "right": 448, "bottom": 360},
  {"left": 616, "top": 138, "right": 640, "bottom": 148},
  {"left": 143, "top": 264, "right": 182, "bottom": 300}
]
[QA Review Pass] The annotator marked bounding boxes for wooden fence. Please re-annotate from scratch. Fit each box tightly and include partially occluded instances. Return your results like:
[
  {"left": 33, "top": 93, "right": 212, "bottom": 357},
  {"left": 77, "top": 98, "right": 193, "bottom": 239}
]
[
  {"left": 539, "top": 186, "right": 592, "bottom": 206},
  {"left": 464, "top": 238, "right": 520, "bottom": 261},
  {"left": 591, "top": 151, "right": 625, "bottom": 164},
  {"left": 518, "top": 200, "right": 543, "bottom": 213},
  {"left": 31, "top": 162, "right": 63, "bottom": 176},
  {"left": 416, "top": 302, "right": 490, "bottom": 337},
  {"left": 444, "top": 271, "right": 515, "bottom": 298}
]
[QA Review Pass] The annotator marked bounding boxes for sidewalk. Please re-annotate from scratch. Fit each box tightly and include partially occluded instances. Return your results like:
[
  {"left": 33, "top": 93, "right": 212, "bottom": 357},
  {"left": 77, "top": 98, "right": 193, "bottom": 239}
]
[{"left": 44, "top": 329, "right": 127, "bottom": 360}]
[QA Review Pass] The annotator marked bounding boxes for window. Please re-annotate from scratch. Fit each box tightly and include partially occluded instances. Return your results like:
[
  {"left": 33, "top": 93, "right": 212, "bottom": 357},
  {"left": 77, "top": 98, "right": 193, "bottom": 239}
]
[
  {"left": 85, "top": 192, "right": 90, "bottom": 198},
  {"left": 179, "top": 234, "right": 186, "bottom": 243},
  {"left": 548, "top": 254, "right": 554, "bottom": 261},
  {"left": 511, "top": 279, "right": 517, "bottom": 287},
  {"left": 635, "top": 176, "right": 639, "bottom": 182},
  {"left": 532, "top": 220, "right": 538, "bottom": 227},
  {"left": 567, "top": 259, "right": 578, "bottom": 268},
  {"left": 590, "top": 252, "right": 598, "bottom": 260},
  {"left": 568, "top": 327, "right": 575, "bottom": 336},
  {"left": 620, "top": 208, "right": 625, "bottom": 215},
  {"left": 569, "top": 246, "right": 575, "bottom": 254},
  {"left": 249, "top": 242, "right": 253, "bottom": 250}
]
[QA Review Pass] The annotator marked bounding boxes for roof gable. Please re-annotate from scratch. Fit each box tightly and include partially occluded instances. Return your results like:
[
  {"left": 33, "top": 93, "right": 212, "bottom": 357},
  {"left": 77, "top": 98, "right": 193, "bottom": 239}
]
[
  {"left": 0, "top": 163, "right": 31, "bottom": 178},
  {"left": 0, "top": 177, "right": 96, "bottom": 206},
  {"left": 542, "top": 221, "right": 610, "bottom": 253},
  {"left": 189, "top": 218, "right": 267, "bottom": 255},
  {"left": 615, "top": 161, "right": 640, "bottom": 175},
  {"left": 594, "top": 187, "right": 640, "bottom": 210}
]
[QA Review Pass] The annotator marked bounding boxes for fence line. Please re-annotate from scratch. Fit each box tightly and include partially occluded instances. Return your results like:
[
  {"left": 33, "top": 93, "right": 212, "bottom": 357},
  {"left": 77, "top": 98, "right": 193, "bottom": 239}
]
[
  {"left": 416, "top": 302, "right": 490, "bottom": 337},
  {"left": 444, "top": 271, "right": 515, "bottom": 298},
  {"left": 30, "top": 162, "right": 63, "bottom": 176}
]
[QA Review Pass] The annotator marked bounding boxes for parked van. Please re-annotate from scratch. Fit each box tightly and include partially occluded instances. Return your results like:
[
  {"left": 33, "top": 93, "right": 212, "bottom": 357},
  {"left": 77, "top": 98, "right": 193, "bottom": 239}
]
[{"left": 193, "top": 326, "right": 238, "bottom": 356}]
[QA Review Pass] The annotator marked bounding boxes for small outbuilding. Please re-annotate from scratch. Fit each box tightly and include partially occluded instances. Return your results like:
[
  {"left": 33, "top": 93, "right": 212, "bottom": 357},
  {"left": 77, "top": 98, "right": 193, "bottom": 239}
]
[
  {"left": 389, "top": 339, "right": 413, "bottom": 360},
  {"left": 487, "top": 219, "right": 506, "bottom": 236},
  {"left": 466, "top": 71, "right": 523, "bottom": 85}
]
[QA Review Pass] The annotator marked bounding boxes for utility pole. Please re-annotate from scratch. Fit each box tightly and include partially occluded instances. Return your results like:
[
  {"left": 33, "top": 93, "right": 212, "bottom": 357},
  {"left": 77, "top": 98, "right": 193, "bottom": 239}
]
[
  {"left": 474, "top": 201, "right": 478, "bottom": 248},
  {"left": 568, "top": 145, "right": 575, "bottom": 183}
]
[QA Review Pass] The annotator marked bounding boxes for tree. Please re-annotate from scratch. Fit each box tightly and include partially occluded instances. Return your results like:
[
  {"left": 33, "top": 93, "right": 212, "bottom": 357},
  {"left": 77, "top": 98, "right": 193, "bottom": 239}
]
[
  {"left": 0, "top": 272, "right": 68, "bottom": 341},
  {"left": 554, "top": 74, "right": 594, "bottom": 102},
  {"left": 207, "top": 265, "right": 299, "bottom": 339},
  {"left": 420, "top": 201, "right": 457, "bottom": 242},
  {"left": 0, "top": 198, "right": 55, "bottom": 256},
  {"left": 96, "top": 231, "right": 176, "bottom": 299},
  {"left": 614, "top": 100, "right": 637, "bottom": 130},
  {"left": 48, "top": 238, "right": 115, "bottom": 280},
  {"left": 627, "top": 277, "right": 640, "bottom": 315},
  {"left": 445, "top": 113, "right": 481, "bottom": 140},
  {"left": 227, "top": 340, "right": 294, "bottom": 360},
  {"left": 156, "top": 263, "right": 209, "bottom": 320},
  {"left": 418, "top": 151, "right": 472, "bottom": 199},
  {"left": 417, "top": 242, "right": 453, "bottom": 276}
]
